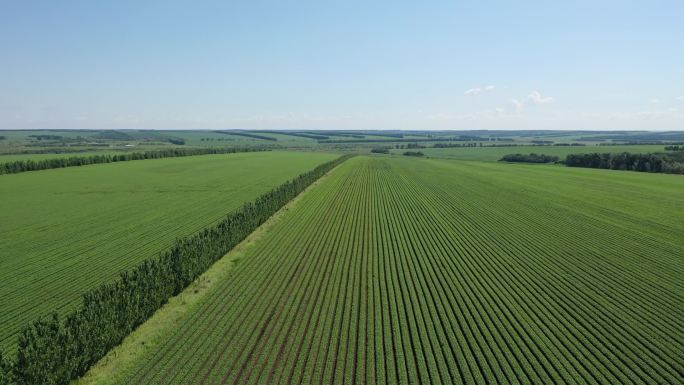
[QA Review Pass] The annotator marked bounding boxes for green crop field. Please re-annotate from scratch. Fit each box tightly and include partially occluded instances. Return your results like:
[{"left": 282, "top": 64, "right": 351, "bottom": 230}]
[
  {"left": 106, "top": 156, "right": 683, "bottom": 385},
  {"left": 0, "top": 151, "right": 336, "bottom": 350},
  {"left": 402, "top": 144, "right": 666, "bottom": 161}
]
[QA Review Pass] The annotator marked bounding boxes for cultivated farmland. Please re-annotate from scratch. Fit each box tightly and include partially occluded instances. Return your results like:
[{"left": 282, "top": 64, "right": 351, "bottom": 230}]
[
  {"left": 403, "top": 144, "right": 666, "bottom": 162},
  {"left": 0, "top": 151, "right": 336, "bottom": 349},
  {"left": 106, "top": 156, "right": 683, "bottom": 385}
]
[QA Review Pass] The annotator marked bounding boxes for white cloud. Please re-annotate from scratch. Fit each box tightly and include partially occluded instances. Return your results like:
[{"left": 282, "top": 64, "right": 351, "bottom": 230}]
[
  {"left": 464, "top": 85, "right": 495, "bottom": 96},
  {"left": 649, "top": 98, "right": 660, "bottom": 104},
  {"left": 676, "top": 96, "right": 684, "bottom": 101},
  {"left": 506, "top": 91, "right": 553, "bottom": 114},
  {"left": 637, "top": 111, "right": 664, "bottom": 119},
  {"left": 527, "top": 90, "right": 553, "bottom": 104},
  {"left": 509, "top": 99, "right": 525, "bottom": 113}
]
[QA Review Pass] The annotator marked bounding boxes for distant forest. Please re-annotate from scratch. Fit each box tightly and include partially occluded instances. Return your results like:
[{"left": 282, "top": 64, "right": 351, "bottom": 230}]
[
  {"left": 500, "top": 153, "right": 559, "bottom": 163},
  {"left": 565, "top": 152, "right": 684, "bottom": 174}
]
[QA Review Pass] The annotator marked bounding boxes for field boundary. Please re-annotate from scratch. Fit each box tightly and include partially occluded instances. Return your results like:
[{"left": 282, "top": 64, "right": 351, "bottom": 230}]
[
  {"left": 71, "top": 161, "right": 342, "bottom": 385},
  {"left": 0, "top": 146, "right": 268, "bottom": 175},
  {"left": 0, "top": 154, "right": 352, "bottom": 385}
]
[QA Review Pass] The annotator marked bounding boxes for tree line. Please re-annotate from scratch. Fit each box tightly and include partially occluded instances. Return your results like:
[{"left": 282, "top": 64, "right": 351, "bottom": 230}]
[
  {"left": 596, "top": 141, "right": 684, "bottom": 146},
  {"left": 215, "top": 131, "right": 278, "bottom": 141},
  {"left": 330, "top": 133, "right": 365, "bottom": 139},
  {"left": 432, "top": 142, "right": 585, "bottom": 149},
  {"left": 167, "top": 138, "right": 185, "bottom": 145},
  {"left": 403, "top": 151, "right": 424, "bottom": 157},
  {"left": 0, "top": 147, "right": 268, "bottom": 175},
  {"left": 564, "top": 152, "right": 684, "bottom": 174},
  {"left": 319, "top": 137, "right": 479, "bottom": 144},
  {"left": 0, "top": 154, "right": 353, "bottom": 385},
  {"left": 552, "top": 143, "right": 586, "bottom": 147},
  {"left": 499, "top": 153, "right": 559, "bottom": 163},
  {"left": 253, "top": 131, "right": 330, "bottom": 140}
]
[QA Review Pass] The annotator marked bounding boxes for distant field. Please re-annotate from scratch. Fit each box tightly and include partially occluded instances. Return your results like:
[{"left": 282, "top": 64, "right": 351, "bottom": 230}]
[
  {"left": 397, "top": 144, "right": 666, "bottom": 161},
  {"left": 110, "top": 157, "right": 683, "bottom": 385},
  {"left": 3, "top": 130, "right": 677, "bottom": 157},
  {"left": 168, "top": 131, "right": 266, "bottom": 146},
  {"left": 0, "top": 151, "right": 129, "bottom": 162},
  {"left": 0, "top": 130, "right": 91, "bottom": 142},
  {"left": 0, "top": 130, "right": 215, "bottom": 154},
  {"left": 0, "top": 151, "right": 336, "bottom": 349}
]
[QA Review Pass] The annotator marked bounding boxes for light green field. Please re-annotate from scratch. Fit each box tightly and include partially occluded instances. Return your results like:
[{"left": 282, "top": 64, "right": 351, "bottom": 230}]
[
  {"left": 0, "top": 130, "right": 91, "bottom": 142},
  {"left": 0, "top": 130, "right": 219, "bottom": 154},
  {"left": 400, "top": 144, "right": 666, "bottom": 161},
  {"left": 101, "top": 156, "right": 683, "bottom": 385},
  {"left": 256, "top": 132, "right": 319, "bottom": 143},
  {"left": 166, "top": 131, "right": 260, "bottom": 146},
  {"left": 173, "top": 131, "right": 319, "bottom": 146},
  {"left": 0, "top": 151, "right": 336, "bottom": 349}
]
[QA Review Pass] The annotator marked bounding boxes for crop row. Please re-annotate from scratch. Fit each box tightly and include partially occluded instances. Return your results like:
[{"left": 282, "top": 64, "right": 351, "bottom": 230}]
[{"left": 120, "top": 156, "right": 682, "bottom": 384}]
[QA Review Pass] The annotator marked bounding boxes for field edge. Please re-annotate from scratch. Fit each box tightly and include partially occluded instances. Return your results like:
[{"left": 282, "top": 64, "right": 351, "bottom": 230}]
[{"left": 70, "top": 158, "right": 345, "bottom": 385}]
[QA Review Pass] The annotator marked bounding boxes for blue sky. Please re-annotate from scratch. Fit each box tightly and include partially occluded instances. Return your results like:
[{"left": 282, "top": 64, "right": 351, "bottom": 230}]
[{"left": 1, "top": 0, "right": 682, "bottom": 131}]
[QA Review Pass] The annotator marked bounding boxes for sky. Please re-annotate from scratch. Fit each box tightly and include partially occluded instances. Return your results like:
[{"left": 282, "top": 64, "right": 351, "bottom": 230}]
[{"left": 1, "top": 0, "right": 683, "bottom": 131}]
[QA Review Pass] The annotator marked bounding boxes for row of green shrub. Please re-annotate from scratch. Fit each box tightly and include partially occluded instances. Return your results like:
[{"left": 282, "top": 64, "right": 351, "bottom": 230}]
[
  {"left": 403, "top": 151, "right": 424, "bottom": 157},
  {"left": 253, "top": 130, "right": 329, "bottom": 140},
  {"left": 499, "top": 153, "right": 559, "bottom": 163},
  {"left": 370, "top": 147, "right": 390, "bottom": 154},
  {"left": 499, "top": 151, "right": 684, "bottom": 174},
  {"left": 565, "top": 152, "right": 684, "bottom": 174},
  {"left": 0, "top": 154, "right": 352, "bottom": 385},
  {"left": 0, "top": 147, "right": 267, "bottom": 175},
  {"left": 215, "top": 131, "right": 278, "bottom": 141}
]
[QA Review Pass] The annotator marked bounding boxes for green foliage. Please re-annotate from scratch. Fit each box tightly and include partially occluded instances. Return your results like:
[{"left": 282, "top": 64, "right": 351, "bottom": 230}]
[
  {"left": 253, "top": 131, "right": 329, "bottom": 140},
  {"left": 327, "top": 132, "right": 365, "bottom": 139},
  {"left": 1, "top": 155, "right": 353, "bottom": 385},
  {"left": 370, "top": 147, "right": 390, "bottom": 154},
  {"left": 432, "top": 142, "right": 480, "bottom": 148},
  {"left": 403, "top": 151, "right": 424, "bottom": 156},
  {"left": 166, "top": 138, "right": 185, "bottom": 145},
  {"left": 565, "top": 152, "right": 684, "bottom": 174},
  {"left": 91, "top": 131, "right": 133, "bottom": 141},
  {"left": 417, "top": 144, "right": 667, "bottom": 162},
  {"left": 0, "top": 350, "right": 14, "bottom": 385},
  {"left": 0, "top": 147, "right": 265, "bottom": 175},
  {"left": 499, "top": 153, "right": 559, "bottom": 163},
  {"left": 215, "top": 131, "right": 278, "bottom": 141},
  {"left": 28, "top": 135, "right": 63, "bottom": 140},
  {"left": 321, "top": 137, "right": 469, "bottom": 144}
]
